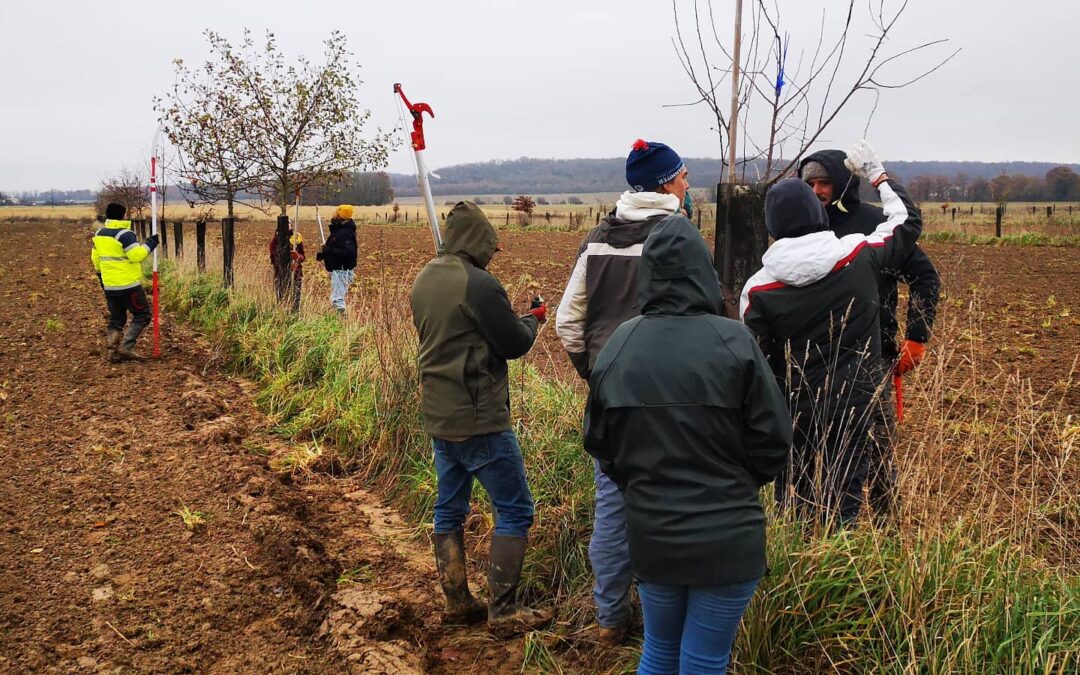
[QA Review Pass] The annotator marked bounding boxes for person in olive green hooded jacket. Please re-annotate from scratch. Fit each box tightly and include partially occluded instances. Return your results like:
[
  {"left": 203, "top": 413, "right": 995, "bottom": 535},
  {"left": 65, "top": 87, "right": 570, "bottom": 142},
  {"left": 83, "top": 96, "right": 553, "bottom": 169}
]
[{"left": 410, "top": 201, "right": 551, "bottom": 637}]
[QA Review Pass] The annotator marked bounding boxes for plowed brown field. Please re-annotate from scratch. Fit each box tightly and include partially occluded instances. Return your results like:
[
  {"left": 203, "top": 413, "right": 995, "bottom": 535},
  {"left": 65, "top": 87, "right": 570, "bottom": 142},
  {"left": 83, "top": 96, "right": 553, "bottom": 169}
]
[{"left": 1, "top": 218, "right": 1076, "bottom": 672}]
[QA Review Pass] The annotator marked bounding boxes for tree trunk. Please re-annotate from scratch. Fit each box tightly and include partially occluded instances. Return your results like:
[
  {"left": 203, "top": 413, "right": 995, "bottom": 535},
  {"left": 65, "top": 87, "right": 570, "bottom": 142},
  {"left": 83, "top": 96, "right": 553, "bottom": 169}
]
[
  {"left": 274, "top": 215, "right": 290, "bottom": 302},
  {"left": 222, "top": 217, "right": 236, "bottom": 288},
  {"left": 196, "top": 221, "right": 206, "bottom": 273},
  {"left": 173, "top": 221, "right": 183, "bottom": 258}
]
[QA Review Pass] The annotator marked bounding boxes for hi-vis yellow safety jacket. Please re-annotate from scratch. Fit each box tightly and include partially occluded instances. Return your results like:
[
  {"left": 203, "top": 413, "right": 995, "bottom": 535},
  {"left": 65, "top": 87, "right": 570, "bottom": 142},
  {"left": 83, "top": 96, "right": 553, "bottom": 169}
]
[{"left": 91, "top": 220, "right": 150, "bottom": 294}]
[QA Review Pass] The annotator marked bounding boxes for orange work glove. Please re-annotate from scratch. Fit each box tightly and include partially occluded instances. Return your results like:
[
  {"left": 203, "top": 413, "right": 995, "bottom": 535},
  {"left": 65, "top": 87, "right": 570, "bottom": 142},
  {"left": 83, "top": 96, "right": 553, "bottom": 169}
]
[{"left": 894, "top": 339, "right": 926, "bottom": 375}]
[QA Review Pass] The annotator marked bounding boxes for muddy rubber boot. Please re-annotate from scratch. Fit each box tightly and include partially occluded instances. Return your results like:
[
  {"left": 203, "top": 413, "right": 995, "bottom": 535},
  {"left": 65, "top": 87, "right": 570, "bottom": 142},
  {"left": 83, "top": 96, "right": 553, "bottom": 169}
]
[
  {"left": 116, "top": 324, "right": 147, "bottom": 361},
  {"left": 106, "top": 330, "right": 122, "bottom": 363},
  {"left": 433, "top": 530, "right": 486, "bottom": 625},
  {"left": 487, "top": 535, "right": 554, "bottom": 638},
  {"left": 598, "top": 621, "right": 631, "bottom": 649}
]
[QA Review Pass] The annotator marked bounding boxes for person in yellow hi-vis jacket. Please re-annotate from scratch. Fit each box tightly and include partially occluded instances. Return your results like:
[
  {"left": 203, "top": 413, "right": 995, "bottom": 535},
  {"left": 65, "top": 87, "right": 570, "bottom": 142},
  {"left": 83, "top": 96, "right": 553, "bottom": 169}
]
[{"left": 91, "top": 203, "right": 159, "bottom": 362}]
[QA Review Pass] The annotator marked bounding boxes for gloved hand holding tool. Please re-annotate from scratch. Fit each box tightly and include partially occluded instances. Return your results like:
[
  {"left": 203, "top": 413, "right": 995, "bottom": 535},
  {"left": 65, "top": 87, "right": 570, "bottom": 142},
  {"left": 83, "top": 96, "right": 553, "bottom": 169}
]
[
  {"left": 891, "top": 340, "right": 926, "bottom": 424},
  {"left": 527, "top": 295, "right": 547, "bottom": 324},
  {"left": 894, "top": 339, "right": 926, "bottom": 376}
]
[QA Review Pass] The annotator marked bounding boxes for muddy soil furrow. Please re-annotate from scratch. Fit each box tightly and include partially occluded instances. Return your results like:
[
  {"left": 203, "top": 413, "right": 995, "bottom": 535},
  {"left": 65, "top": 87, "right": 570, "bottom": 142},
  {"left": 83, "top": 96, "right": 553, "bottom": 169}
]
[{"left": 0, "top": 222, "right": 527, "bottom": 673}]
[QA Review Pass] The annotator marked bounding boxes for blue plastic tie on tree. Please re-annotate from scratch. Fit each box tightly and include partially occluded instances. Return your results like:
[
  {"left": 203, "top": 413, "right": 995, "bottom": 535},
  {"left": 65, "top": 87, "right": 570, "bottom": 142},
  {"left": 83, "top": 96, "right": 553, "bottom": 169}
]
[{"left": 774, "top": 35, "right": 789, "bottom": 98}]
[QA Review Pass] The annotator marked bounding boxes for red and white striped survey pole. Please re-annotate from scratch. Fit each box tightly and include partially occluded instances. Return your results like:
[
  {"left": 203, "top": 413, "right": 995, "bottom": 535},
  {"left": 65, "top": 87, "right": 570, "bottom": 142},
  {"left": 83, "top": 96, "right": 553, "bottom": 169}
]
[
  {"left": 149, "top": 151, "right": 161, "bottom": 358},
  {"left": 394, "top": 83, "right": 441, "bottom": 250}
]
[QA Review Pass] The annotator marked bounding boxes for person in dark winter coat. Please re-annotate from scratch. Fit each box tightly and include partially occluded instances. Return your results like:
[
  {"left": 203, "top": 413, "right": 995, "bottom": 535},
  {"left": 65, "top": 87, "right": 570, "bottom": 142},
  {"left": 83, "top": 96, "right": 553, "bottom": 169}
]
[
  {"left": 741, "top": 140, "right": 922, "bottom": 527},
  {"left": 410, "top": 201, "right": 552, "bottom": 637},
  {"left": 585, "top": 215, "right": 792, "bottom": 674},
  {"left": 316, "top": 204, "right": 358, "bottom": 314},
  {"left": 554, "top": 139, "right": 691, "bottom": 647},
  {"left": 799, "top": 149, "right": 941, "bottom": 519}
]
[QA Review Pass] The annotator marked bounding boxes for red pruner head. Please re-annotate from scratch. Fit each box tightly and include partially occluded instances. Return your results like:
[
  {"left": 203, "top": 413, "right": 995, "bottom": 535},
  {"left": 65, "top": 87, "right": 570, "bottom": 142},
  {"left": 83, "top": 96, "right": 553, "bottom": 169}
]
[{"left": 394, "top": 83, "right": 435, "bottom": 151}]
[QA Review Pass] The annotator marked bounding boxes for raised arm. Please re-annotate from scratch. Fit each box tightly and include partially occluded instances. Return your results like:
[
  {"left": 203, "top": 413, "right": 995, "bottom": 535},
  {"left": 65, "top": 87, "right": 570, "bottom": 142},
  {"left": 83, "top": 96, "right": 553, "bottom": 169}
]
[{"left": 844, "top": 140, "right": 922, "bottom": 275}]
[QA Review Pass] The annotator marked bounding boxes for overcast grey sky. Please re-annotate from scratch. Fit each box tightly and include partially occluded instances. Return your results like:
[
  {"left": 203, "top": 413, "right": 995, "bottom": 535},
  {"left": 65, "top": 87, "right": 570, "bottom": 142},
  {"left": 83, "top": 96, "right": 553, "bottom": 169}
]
[{"left": 1, "top": 0, "right": 1077, "bottom": 191}]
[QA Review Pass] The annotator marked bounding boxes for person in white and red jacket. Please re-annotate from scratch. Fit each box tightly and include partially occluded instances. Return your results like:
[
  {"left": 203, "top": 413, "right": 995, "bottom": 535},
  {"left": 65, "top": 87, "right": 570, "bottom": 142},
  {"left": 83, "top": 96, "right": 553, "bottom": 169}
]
[
  {"left": 740, "top": 140, "right": 922, "bottom": 527},
  {"left": 799, "top": 149, "right": 940, "bottom": 521}
]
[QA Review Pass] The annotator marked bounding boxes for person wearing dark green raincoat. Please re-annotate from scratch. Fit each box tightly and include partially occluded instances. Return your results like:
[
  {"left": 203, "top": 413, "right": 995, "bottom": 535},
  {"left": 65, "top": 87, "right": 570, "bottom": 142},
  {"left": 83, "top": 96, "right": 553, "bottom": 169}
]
[
  {"left": 410, "top": 201, "right": 552, "bottom": 637},
  {"left": 584, "top": 215, "right": 792, "bottom": 673}
]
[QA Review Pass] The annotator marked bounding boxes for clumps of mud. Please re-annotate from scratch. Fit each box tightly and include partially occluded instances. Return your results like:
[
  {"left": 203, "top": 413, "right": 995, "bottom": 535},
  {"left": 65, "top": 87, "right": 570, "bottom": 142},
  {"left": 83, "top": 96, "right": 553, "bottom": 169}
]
[
  {"left": 320, "top": 587, "right": 423, "bottom": 674},
  {"left": 179, "top": 375, "right": 248, "bottom": 445}
]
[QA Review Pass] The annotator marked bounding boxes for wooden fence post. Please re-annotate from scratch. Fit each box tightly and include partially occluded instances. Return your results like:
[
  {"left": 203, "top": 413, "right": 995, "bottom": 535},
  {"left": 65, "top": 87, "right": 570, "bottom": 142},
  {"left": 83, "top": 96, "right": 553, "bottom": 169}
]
[
  {"left": 196, "top": 221, "right": 206, "bottom": 272},
  {"left": 995, "top": 206, "right": 1003, "bottom": 238},
  {"left": 159, "top": 221, "right": 168, "bottom": 258}
]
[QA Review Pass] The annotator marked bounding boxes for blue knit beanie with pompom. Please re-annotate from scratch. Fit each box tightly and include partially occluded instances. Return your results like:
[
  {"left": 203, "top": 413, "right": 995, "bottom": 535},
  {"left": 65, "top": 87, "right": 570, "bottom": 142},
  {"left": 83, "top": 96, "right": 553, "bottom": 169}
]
[{"left": 625, "top": 139, "right": 684, "bottom": 192}]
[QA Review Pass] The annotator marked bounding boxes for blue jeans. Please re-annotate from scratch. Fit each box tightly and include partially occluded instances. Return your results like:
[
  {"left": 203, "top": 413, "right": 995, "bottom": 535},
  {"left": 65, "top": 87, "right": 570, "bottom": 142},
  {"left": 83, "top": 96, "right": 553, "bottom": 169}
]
[
  {"left": 637, "top": 578, "right": 759, "bottom": 674},
  {"left": 329, "top": 269, "right": 354, "bottom": 310},
  {"left": 589, "top": 460, "right": 633, "bottom": 628},
  {"left": 432, "top": 430, "right": 535, "bottom": 538}
]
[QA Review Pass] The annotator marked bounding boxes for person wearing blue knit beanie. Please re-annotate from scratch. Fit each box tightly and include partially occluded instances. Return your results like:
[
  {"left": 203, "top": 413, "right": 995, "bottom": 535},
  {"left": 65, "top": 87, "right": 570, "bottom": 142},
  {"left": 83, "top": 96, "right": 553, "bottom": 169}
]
[{"left": 553, "top": 138, "right": 696, "bottom": 648}]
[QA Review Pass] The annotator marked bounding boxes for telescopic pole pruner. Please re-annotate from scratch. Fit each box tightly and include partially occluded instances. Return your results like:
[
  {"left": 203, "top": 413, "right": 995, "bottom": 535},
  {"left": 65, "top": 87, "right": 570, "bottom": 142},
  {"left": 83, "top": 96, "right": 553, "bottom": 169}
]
[
  {"left": 315, "top": 204, "right": 326, "bottom": 244},
  {"left": 394, "top": 83, "right": 442, "bottom": 251},
  {"left": 294, "top": 190, "right": 302, "bottom": 239},
  {"left": 149, "top": 127, "right": 163, "bottom": 358}
]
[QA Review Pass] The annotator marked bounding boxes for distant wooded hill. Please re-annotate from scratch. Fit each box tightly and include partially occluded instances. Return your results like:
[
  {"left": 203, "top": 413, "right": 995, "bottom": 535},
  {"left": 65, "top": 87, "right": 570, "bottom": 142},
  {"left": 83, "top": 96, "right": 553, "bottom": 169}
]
[{"left": 388, "top": 158, "right": 1080, "bottom": 198}]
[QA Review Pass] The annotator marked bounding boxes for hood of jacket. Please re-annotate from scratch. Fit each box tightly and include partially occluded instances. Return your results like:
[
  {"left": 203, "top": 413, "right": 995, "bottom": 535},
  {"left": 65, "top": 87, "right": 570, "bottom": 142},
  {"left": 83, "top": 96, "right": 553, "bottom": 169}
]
[
  {"left": 329, "top": 217, "right": 356, "bottom": 232},
  {"left": 103, "top": 219, "right": 132, "bottom": 230},
  {"left": 614, "top": 190, "right": 680, "bottom": 223},
  {"left": 638, "top": 215, "right": 723, "bottom": 316},
  {"left": 760, "top": 229, "right": 866, "bottom": 287},
  {"left": 765, "top": 178, "right": 829, "bottom": 240},
  {"left": 441, "top": 201, "right": 498, "bottom": 269},
  {"left": 800, "top": 149, "right": 862, "bottom": 218}
]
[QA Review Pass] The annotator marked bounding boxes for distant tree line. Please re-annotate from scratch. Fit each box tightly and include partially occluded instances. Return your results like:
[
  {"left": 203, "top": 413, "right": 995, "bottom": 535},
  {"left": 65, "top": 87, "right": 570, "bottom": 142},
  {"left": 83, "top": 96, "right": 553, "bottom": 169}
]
[
  {"left": 300, "top": 171, "right": 394, "bottom": 206},
  {"left": 902, "top": 166, "right": 1080, "bottom": 202},
  {"left": 4, "top": 188, "right": 96, "bottom": 205}
]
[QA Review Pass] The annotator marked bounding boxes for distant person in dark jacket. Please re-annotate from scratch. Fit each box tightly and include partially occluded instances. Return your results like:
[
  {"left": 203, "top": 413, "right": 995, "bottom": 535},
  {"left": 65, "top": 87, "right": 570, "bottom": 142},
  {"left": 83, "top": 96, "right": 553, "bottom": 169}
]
[
  {"left": 741, "top": 140, "right": 923, "bottom": 527},
  {"left": 555, "top": 139, "right": 691, "bottom": 647},
  {"left": 585, "top": 215, "right": 792, "bottom": 673},
  {"left": 316, "top": 204, "right": 358, "bottom": 315},
  {"left": 799, "top": 149, "right": 940, "bottom": 521},
  {"left": 410, "top": 201, "right": 552, "bottom": 637}
]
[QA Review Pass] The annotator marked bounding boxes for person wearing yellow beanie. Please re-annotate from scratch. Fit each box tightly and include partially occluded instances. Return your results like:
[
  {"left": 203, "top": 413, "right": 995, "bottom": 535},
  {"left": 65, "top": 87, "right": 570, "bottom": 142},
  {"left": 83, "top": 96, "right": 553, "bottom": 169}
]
[{"left": 316, "top": 205, "right": 358, "bottom": 314}]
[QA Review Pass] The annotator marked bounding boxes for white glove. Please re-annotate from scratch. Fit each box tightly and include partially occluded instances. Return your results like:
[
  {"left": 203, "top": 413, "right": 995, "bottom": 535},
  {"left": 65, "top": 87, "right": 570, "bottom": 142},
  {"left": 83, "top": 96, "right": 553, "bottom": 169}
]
[{"left": 844, "top": 139, "right": 886, "bottom": 185}]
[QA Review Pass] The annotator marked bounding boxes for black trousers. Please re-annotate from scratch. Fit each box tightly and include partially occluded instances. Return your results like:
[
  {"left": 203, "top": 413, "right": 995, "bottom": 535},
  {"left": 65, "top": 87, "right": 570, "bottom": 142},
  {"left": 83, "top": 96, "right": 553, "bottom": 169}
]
[
  {"left": 867, "top": 372, "right": 899, "bottom": 520},
  {"left": 776, "top": 410, "right": 873, "bottom": 528},
  {"left": 106, "top": 287, "right": 151, "bottom": 343}
]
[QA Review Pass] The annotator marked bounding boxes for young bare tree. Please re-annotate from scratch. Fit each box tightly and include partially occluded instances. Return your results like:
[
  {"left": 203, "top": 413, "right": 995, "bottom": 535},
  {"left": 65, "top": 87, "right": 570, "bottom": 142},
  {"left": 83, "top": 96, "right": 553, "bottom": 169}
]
[
  {"left": 95, "top": 169, "right": 149, "bottom": 220},
  {"left": 672, "top": 0, "right": 959, "bottom": 185},
  {"left": 672, "top": 0, "right": 957, "bottom": 311},
  {"left": 204, "top": 29, "right": 396, "bottom": 216},
  {"left": 154, "top": 51, "right": 263, "bottom": 223},
  {"left": 511, "top": 195, "right": 536, "bottom": 214}
]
